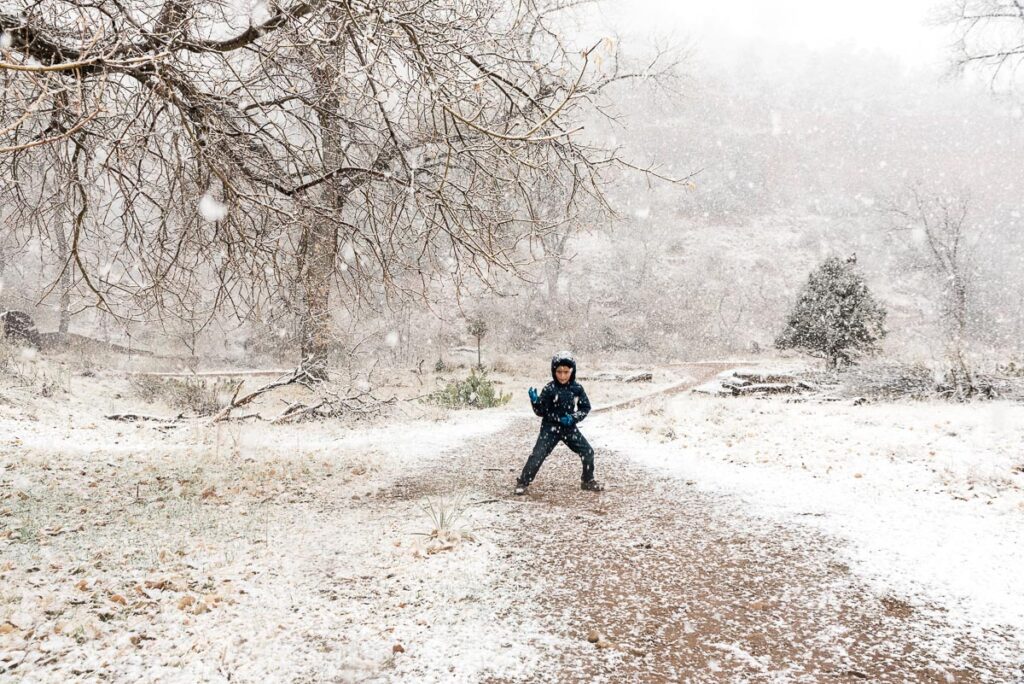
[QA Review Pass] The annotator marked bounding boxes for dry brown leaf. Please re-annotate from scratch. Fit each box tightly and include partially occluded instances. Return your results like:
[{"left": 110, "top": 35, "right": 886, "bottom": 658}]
[
  {"left": 392, "top": 643, "right": 405, "bottom": 654},
  {"left": 0, "top": 622, "right": 16, "bottom": 635},
  {"left": 200, "top": 486, "right": 217, "bottom": 500},
  {"left": 110, "top": 594, "right": 127, "bottom": 605},
  {"left": 75, "top": 579, "right": 89, "bottom": 591},
  {"left": 177, "top": 595, "right": 196, "bottom": 610}
]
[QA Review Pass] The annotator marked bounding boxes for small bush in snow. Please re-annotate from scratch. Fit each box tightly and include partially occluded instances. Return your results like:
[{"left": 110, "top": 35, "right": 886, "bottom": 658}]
[
  {"left": 997, "top": 358, "right": 1024, "bottom": 378},
  {"left": 426, "top": 368, "right": 510, "bottom": 409},
  {"left": 837, "top": 362, "right": 1024, "bottom": 401},
  {"left": 837, "top": 363, "right": 938, "bottom": 400},
  {"left": 129, "top": 375, "right": 236, "bottom": 415},
  {"left": 489, "top": 356, "right": 516, "bottom": 374},
  {"left": 775, "top": 255, "right": 887, "bottom": 369}
]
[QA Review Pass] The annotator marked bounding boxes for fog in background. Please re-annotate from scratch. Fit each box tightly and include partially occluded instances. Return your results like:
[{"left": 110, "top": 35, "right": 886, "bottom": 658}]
[{"left": 3, "top": 0, "right": 1023, "bottom": 371}]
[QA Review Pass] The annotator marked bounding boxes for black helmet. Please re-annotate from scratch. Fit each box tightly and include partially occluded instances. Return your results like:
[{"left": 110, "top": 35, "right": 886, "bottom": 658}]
[{"left": 550, "top": 350, "right": 577, "bottom": 383}]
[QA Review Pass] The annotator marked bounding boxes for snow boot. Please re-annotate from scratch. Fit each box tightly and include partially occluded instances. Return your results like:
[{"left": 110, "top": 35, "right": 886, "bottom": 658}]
[{"left": 580, "top": 479, "right": 605, "bottom": 492}]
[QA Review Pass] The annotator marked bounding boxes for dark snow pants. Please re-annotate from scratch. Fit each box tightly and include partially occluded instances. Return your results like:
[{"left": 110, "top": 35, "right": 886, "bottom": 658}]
[{"left": 518, "top": 423, "right": 595, "bottom": 485}]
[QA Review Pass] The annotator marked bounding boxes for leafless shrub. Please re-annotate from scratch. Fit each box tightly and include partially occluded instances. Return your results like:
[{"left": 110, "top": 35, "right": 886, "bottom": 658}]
[
  {"left": 836, "top": 363, "right": 940, "bottom": 401},
  {"left": 129, "top": 375, "right": 235, "bottom": 415},
  {"left": 836, "top": 362, "right": 1024, "bottom": 402}
]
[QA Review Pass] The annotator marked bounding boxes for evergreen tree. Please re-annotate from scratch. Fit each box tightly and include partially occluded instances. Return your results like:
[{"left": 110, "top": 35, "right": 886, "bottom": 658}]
[{"left": 775, "top": 256, "right": 887, "bottom": 369}]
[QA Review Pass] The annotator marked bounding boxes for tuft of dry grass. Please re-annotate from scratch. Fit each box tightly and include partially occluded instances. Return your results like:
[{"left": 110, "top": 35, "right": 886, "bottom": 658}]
[{"left": 416, "top": 492, "right": 475, "bottom": 554}]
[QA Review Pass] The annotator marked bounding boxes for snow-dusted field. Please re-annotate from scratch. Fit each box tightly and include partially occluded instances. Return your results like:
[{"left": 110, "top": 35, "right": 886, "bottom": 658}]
[
  {"left": 0, "top": 388, "right": 567, "bottom": 682},
  {"left": 590, "top": 387, "right": 1024, "bottom": 660},
  {"left": 3, "top": 362, "right": 1023, "bottom": 680}
]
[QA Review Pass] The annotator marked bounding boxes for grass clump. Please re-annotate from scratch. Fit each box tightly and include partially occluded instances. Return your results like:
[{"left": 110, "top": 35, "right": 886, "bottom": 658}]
[{"left": 129, "top": 375, "right": 236, "bottom": 415}]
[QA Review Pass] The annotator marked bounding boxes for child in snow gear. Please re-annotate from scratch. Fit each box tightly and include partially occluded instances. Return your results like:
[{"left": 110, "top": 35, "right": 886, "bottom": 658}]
[{"left": 515, "top": 351, "right": 604, "bottom": 495}]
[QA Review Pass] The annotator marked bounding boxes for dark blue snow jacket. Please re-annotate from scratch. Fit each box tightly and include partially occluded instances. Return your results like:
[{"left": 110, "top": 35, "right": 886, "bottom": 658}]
[{"left": 532, "top": 353, "right": 591, "bottom": 430}]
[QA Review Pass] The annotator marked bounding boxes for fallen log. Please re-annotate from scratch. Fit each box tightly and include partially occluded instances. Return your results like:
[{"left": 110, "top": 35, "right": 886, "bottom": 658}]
[
  {"left": 209, "top": 368, "right": 315, "bottom": 424},
  {"left": 732, "top": 371, "right": 799, "bottom": 384},
  {"left": 718, "top": 372, "right": 817, "bottom": 397},
  {"left": 106, "top": 413, "right": 183, "bottom": 423},
  {"left": 129, "top": 369, "right": 294, "bottom": 378},
  {"left": 579, "top": 371, "right": 654, "bottom": 383}
]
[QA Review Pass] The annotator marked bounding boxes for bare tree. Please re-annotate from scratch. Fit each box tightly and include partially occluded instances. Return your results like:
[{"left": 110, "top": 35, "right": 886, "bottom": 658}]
[
  {"left": 1, "top": 0, "right": 681, "bottom": 379},
  {"left": 884, "top": 186, "right": 979, "bottom": 396},
  {"left": 944, "top": 0, "right": 1024, "bottom": 89}
]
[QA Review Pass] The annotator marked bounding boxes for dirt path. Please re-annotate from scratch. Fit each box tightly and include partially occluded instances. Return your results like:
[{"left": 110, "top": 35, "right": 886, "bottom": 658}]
[{"left": 387, "top": 365, "right": 1022, "bottom": 683}]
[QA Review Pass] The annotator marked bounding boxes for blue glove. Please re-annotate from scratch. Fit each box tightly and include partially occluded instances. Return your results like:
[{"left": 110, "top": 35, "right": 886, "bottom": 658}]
[
  {"left": 528, "top": 387, "right": 539, "bottom": 403},
  {"left": 559, "top": 414, "right": 574, "bottom": 426}
]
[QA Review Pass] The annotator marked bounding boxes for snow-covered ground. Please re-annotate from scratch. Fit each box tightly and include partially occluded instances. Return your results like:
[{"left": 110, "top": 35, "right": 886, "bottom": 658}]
[
  {"left": 0, "top": 378, "right": 569, "bottom": 682},
  {"left": 4, "top": 359, "right": 1023, "bottom": 680},
  {"left": 589, "top": 386, "right": 1024, "bottom": 655}
]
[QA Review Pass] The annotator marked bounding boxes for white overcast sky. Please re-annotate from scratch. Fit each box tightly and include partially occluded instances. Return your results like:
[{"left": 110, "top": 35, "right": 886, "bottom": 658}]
[{"left": 585, "top": 0, "right": 951, "bottom": 69}]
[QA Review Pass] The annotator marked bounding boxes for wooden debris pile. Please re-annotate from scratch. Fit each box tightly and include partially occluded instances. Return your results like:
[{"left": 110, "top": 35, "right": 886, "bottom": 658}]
[{"left": 712, "top": 370, "right": 817, "bottom": 397}]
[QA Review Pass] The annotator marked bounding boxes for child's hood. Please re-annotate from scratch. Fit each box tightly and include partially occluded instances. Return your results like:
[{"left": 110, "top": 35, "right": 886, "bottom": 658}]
[{"left": 550, "top": 350, "right": 577, "bottom": 384}]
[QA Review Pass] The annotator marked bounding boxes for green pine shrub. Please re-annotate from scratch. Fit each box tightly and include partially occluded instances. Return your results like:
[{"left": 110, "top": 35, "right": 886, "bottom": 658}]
[{"left": 426, "top": 368, "right": 511, "bottom": 409}]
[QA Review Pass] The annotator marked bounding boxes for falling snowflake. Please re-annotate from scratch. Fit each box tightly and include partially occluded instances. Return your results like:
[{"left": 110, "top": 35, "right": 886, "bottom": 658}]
[
  {"left": 0, "top": 32, "right": 12, "bottom": 50},
  {"left": 342, "top": 241, "right": 356, "bottom": 263},
  {"left": 199, "top": 193, "right": 229, "bottom": 222},
  {"left": 385, "top": 331, "right": 399, "bottom": 347}
]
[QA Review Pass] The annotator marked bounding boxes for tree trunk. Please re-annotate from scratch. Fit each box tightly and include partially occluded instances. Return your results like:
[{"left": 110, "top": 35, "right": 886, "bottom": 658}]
[
  {"left": 945, "top": 271, "right": 974, "bottom": 397},
  {"left": 542, "top": 231, "right": 570, "bottom": 301},
  {"left": 299, "top": 71, "right": 346, "bottom": 381},
  {"left": 54, "top": 223, "right": 72, "bottom": 342},
  {"left": 298, "top": 222, "right": 338, "bottom": 382}
]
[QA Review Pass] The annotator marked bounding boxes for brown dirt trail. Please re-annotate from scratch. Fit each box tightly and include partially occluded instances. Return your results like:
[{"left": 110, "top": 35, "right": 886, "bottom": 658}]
[{"left": 385, "top": 364, "right": 1022, "bottom": 683}]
